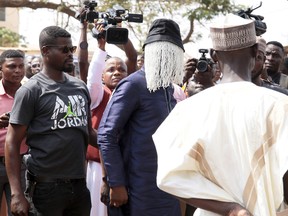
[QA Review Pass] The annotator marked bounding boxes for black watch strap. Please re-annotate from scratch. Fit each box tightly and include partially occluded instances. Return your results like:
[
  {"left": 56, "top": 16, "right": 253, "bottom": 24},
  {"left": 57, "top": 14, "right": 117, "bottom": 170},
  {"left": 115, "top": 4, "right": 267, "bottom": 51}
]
[{"left": 79, "top": 41, "right": 88, "bottom": 49}]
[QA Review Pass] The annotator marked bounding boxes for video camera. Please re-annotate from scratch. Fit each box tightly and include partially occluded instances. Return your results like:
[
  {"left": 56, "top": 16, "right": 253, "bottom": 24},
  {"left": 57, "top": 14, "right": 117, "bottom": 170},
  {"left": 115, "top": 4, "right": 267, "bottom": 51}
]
[
  {"left": 78, "top": 1, "right": 143, "bottom": 44},
  {"left": 236, "top": 1, "right": 267, "bottom": 36},
  {"left": 197, "top": 49, "right": 210, "bottom": 72},
  {"left": 82, "top": 0, "right": 98, "bottom": 23}
]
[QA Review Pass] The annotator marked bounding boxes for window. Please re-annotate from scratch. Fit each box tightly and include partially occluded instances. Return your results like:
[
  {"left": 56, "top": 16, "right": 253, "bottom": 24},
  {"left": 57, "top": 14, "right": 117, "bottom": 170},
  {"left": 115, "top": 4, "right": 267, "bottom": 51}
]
[{"left": 0, "top": 8, "right": 5, "bottom": 21}]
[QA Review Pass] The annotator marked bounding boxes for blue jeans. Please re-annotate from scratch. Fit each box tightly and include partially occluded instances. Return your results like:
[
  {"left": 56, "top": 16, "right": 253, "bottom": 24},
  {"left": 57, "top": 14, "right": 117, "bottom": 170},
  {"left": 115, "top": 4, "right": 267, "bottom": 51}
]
[{"left": 26, "top": 179, "right": 91, "bottom": 216}]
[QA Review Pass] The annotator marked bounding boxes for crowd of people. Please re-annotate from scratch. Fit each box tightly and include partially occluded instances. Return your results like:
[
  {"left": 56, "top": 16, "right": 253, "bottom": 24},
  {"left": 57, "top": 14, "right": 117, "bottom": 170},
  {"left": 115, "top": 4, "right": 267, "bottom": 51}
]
[{"left": 0, "top": 9, "right": 288, "bottom": 216}]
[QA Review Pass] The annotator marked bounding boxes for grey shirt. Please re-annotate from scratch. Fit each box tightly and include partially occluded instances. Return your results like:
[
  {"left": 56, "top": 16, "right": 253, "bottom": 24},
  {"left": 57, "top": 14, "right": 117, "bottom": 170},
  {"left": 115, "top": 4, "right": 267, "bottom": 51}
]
[{"left": 10, "top": 72, "right": 91, "bottom": 179}]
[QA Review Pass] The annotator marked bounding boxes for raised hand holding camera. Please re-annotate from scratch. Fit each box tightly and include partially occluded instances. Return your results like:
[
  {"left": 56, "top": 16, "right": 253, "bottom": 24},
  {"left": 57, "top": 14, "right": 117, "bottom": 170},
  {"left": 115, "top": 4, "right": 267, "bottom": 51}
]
[
  {"left": 77, "top": 1, "right": 143, "bottom": 44},
  {"left": 197, "top": 49, "right": 209, "bottom": 73}
]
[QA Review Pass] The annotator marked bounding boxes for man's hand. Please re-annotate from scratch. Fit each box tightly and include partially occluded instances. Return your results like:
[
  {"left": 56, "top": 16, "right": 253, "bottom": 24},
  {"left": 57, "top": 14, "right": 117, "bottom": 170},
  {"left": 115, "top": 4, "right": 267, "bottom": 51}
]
[
  {"left": 181, "top": 198, "right": 252, "bottom": 216},
  {"left": 93, "top": 22, "right": 107, "bottom": 51},
  {"left": 183, "top": 58, "right": 198, "bottom": 84},
  {"left": 11, "top": 193, "right": 30, "bottom": 216},
  {"left": 109, "top": 186, "right": 128, "bottom": 208},
  {"left": 100, "top": 179, "right": 110, "bottom": 206},
  {"left": 75, "top": 6, "right": 88, "bottom": 24},
  {"left": 227, "top": 203, "right": 252, "bottom": 216},
  {"left": 0, "top": 112, "right": 10, "bottom": 128}
]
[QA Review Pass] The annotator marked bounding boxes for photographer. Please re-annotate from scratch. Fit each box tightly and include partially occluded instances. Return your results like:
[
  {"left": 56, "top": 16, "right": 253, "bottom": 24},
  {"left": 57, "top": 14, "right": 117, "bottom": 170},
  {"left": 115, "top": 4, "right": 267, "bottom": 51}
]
[
  {"left": 77, "top": 13, "right": 137, "bottom": 83},
  {"left": 193, "top": 56, "right": 215, "bottom": 90},
  {"left": 77, "top": 5, "right": 138, "bottom": 216},
  {"left": 182, "top": 57, "right": 198, "bottom": 91},
  {"left": 184, "top": 50, "right": 215, "bottom": 97}
]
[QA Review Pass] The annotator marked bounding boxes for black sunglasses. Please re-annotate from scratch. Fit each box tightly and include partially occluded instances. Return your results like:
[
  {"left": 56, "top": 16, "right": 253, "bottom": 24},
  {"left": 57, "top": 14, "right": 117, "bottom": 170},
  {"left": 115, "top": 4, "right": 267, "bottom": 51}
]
[
  {"left": 43, "top": 45, "right": 77, "bottom": 54},
  {"left": 31, "top": 63, "right": 41, "bottom": 68}
]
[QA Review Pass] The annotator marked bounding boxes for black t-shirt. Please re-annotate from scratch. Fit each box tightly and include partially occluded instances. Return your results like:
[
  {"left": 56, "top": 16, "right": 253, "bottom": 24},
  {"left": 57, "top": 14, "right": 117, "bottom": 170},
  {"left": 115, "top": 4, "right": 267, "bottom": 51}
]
[{"left": 10, "top": 72, "right": 91, "bottom": 179}]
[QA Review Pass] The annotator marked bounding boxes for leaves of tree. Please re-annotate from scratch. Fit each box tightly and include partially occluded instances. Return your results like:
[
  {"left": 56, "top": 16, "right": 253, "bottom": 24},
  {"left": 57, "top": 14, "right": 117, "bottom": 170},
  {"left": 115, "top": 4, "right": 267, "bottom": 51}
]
[{"left": 0, "top": 0, "right": 243, "bottom": 49}]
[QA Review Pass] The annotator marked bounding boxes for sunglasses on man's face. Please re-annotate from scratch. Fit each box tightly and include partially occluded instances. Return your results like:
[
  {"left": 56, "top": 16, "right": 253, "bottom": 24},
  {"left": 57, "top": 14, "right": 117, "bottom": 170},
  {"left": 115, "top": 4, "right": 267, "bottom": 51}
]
[
  {"left": 31, "top": 63, "right": 41, "bottom": 68},
  {"left": 43, "top": 45, "right": 77, "bottom": 54}
]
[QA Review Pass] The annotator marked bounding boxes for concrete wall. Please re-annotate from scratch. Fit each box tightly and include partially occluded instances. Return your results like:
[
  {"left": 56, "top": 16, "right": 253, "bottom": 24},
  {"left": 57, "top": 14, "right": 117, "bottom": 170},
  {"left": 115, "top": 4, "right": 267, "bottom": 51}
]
[{"left": 0, "top": 7, "right": 19, "bottom": 34}]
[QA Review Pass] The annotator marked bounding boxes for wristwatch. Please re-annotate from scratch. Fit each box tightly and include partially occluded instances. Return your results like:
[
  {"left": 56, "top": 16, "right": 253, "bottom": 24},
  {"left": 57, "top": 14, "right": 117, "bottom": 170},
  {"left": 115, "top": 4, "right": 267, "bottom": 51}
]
[{"left": 79, "top": 41, "right": 88, "bottom": 49}]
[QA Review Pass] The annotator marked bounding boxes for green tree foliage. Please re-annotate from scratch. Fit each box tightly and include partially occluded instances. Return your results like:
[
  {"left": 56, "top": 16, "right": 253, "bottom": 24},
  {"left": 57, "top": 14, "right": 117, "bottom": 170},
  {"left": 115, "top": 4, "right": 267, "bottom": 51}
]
[
  {"left": 0, "top": 0, "right": 244, "bottom": 49},
  {"left": 0, "top": 27, "right": 23, "bottom": 47},
  {"left": 95, "top": 0, "right": 241, "bottom": 47}
]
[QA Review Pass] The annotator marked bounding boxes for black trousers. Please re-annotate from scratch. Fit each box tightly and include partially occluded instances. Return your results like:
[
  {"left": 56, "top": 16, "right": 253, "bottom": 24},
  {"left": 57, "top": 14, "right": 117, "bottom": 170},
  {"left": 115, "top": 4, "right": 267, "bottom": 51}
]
[{"left": 26, "top": 178, "right": 91, "bottom": 216}]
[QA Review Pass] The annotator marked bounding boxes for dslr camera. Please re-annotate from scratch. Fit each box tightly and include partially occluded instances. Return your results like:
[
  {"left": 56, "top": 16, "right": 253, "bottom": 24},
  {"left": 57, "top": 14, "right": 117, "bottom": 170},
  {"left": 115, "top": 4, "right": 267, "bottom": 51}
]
[
  {"left": 197, "top": 49, "right": 209, "bottom": 72},
  {"left": 236, "top": 1, "right": 267, "bottom": 36}
]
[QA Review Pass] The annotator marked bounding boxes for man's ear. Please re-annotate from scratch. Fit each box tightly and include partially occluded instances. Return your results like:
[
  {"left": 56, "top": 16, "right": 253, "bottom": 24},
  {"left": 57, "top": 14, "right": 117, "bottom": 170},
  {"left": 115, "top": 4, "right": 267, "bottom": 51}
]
[{"left": 41, "top": 46, "right": 49, "bottom": 56}]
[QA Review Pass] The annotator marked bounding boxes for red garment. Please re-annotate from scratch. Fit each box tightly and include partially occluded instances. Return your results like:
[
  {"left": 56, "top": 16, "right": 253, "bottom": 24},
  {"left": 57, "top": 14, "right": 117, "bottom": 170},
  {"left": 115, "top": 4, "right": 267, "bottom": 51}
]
[{"left": 86, "top": 86, "right": 111, "bottom": 162}]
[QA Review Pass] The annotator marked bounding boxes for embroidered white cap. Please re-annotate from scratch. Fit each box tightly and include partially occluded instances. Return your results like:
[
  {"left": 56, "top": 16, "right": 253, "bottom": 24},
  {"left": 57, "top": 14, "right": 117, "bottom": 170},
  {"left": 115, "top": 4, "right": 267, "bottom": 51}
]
[{"left": 210, "top": 14, "right": 256, "bottom": 51}]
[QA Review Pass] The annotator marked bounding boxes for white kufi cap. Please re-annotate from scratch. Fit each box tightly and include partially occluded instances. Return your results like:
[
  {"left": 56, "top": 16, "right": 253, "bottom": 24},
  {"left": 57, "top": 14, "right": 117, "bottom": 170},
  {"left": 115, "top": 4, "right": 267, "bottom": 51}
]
[{"left": 210, "top": 14, "right": 256, "bottom": 51}]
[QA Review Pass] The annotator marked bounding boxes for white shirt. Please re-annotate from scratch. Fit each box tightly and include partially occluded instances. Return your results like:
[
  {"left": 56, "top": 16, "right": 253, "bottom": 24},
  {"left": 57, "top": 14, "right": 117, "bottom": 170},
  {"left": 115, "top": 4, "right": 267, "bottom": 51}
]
[
  {"left": 87, "top": 48, "right": 107, "bottom": 110},
  {"left": 153, "top": 82, "right": 288, "bottom": 216}
]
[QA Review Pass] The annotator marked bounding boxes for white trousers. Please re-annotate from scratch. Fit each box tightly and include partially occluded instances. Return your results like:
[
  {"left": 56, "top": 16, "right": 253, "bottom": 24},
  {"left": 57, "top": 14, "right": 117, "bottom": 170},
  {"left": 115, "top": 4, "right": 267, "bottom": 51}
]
[{"left": 86, "top": 161, "right": 108, "bottom": 216}]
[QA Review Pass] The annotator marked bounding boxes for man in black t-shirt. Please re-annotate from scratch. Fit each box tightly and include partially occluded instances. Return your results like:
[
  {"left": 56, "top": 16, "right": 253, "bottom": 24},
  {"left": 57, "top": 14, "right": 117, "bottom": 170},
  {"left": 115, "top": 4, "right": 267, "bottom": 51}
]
[{"left": 5, "top": 26, "right": 97, "bottom": 216}]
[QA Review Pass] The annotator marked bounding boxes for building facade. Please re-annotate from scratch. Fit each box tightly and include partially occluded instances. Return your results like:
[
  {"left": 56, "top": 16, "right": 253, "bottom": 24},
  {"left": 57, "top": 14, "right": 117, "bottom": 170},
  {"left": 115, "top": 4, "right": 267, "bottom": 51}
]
[{"left": 0, "top": 7, "right": 19, "bottom": 34}]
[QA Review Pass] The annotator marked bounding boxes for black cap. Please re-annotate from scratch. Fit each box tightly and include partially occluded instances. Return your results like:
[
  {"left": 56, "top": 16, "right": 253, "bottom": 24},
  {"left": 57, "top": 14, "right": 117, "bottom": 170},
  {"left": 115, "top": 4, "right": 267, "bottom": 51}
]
[{"left": 143, "top": 18, "right": 184, "bottom": 51}]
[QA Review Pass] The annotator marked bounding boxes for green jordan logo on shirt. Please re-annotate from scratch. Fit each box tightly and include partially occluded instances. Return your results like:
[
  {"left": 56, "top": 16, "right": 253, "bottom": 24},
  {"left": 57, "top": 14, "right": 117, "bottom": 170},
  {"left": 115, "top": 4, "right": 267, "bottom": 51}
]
[
  {"left": 64, "top": 102, "right": 77, "bottom": 118},
  {"left": 51, "top": 95, "right": 88, "bottom": 130}
]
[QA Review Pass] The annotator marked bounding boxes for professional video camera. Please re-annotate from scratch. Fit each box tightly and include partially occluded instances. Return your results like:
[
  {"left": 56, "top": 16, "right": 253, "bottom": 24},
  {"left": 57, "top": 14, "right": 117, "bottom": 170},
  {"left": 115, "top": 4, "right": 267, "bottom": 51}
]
[
  {"left": 197, "top": 49, "right": 210, "bottom": 72},
  {"left": 77, "top": 1, "right": 143, "bottom": 44},
  {"left": 81, "top": 0, "right": 98, "bottom": 23},
  {"left": 92, "top": 4, "right": 143, "bottom": 44},
  {"left": 236, "top": 1, "right": 267, "bottom": 36}
]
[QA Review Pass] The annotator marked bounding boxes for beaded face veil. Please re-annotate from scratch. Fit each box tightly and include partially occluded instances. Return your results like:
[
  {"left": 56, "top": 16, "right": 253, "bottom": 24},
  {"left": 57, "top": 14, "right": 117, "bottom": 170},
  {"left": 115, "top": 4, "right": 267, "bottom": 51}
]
[{"left": 143, "top": 18, "right": 184, "bottom": 92}]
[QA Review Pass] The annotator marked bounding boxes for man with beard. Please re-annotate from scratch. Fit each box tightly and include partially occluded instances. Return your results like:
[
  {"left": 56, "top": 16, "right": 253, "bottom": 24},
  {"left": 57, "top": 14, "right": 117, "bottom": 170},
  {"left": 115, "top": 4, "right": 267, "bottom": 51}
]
[
  {"left": 97, "top": 18, "right": 184, "bottom": 216},
  {"left": 265, "top": 40, "right": 288, "bottom": 89},
  {"left": 5, "top": 26, "right": 97, "bottom": 216},
  {"left": 252, "top": 37, "right": 288, "bottom": 95}
]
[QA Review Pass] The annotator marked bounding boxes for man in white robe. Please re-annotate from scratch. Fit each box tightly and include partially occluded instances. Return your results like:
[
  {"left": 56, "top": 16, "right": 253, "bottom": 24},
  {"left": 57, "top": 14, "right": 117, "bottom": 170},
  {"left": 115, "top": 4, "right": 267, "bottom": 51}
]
[{"left": 153, "top": 14, "right": 288, "bottom": 216}]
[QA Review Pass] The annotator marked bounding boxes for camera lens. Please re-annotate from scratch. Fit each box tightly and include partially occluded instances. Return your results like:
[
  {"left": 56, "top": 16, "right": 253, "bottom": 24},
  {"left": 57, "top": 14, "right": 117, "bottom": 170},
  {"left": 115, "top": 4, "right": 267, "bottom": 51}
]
[{"left": 197, "top": 61, "right": 208, "bottom": 72}]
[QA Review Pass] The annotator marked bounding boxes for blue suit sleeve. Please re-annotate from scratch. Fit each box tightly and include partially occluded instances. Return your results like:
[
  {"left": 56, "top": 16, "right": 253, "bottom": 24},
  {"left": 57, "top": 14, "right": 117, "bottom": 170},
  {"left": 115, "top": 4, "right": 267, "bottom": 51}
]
[{"left": 98, "top": 78, "right": 139, "bottom": 187}]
